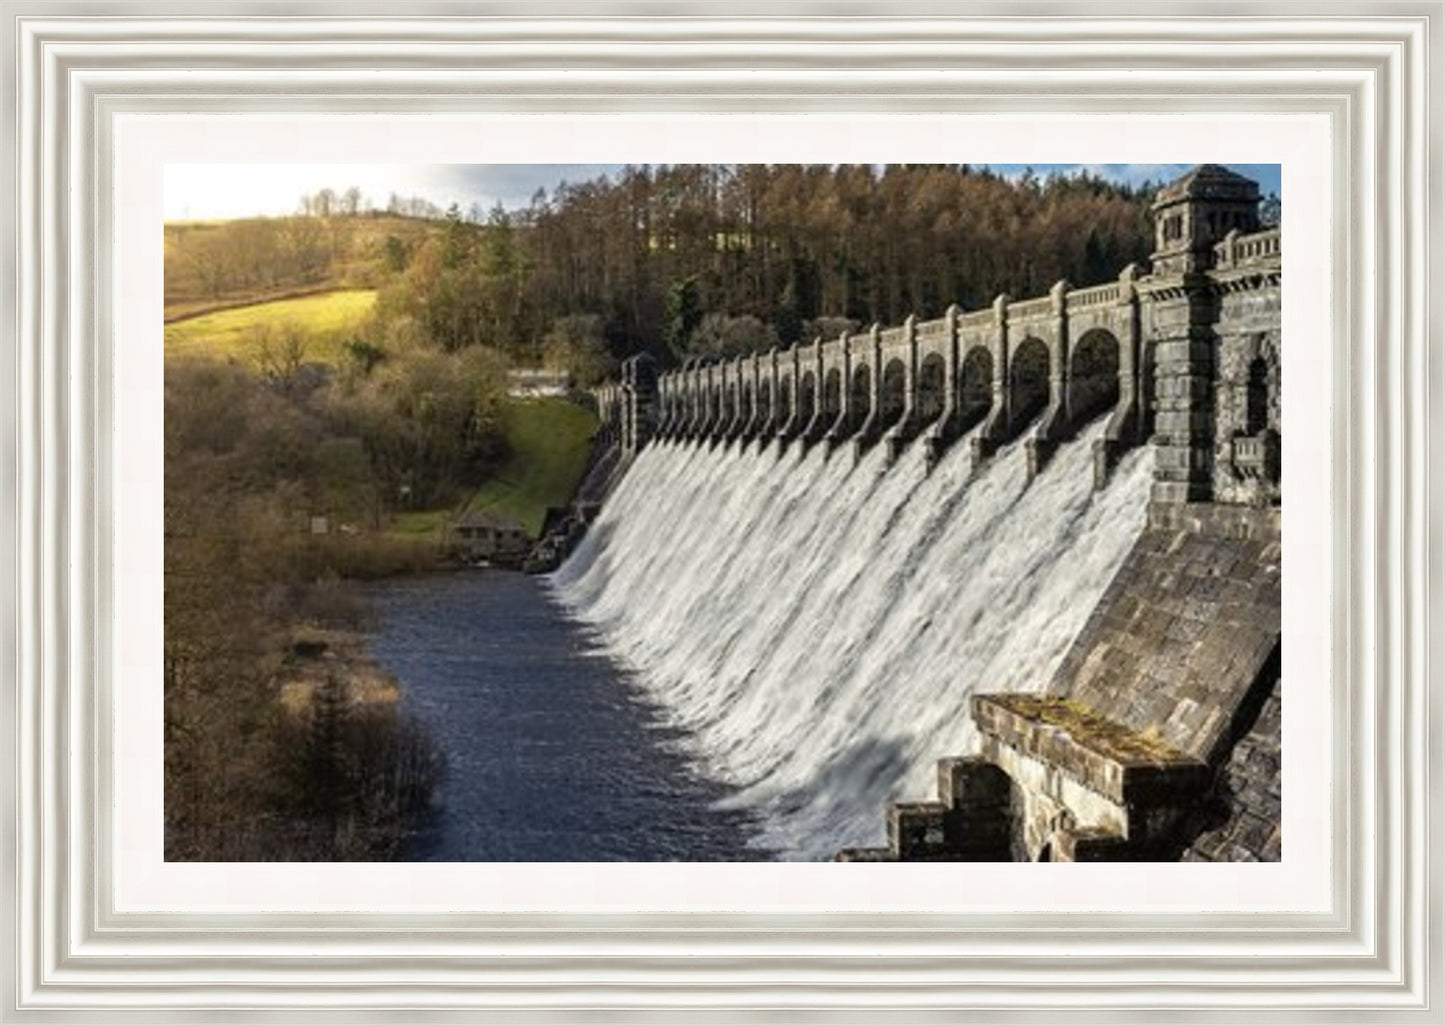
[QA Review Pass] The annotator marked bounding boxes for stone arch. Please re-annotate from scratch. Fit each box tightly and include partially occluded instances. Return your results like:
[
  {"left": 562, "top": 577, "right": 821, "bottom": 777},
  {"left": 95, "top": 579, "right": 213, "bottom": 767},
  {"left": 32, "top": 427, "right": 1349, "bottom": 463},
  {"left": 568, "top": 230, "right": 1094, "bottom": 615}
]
[
  {"left": 1246, "top": 332, "right": 1280, "bottom": 435},
  {"left": 1067, "top": 328, "right": 1121, "bottom": 426},
  {"left": 916, "top": 352, "right": 947, "bottom": 426},
  {"left": 758, "top": 378, "right": 773, "bottom": 420},
  {"left": 776, "top": 374, "right": 793, "bottom": 424},
  {"left": 1008, "top": 336, "right": 1050, "bottom": 429},
  {"left": 879, "top": 358, "right": 908, "bottom": 432},
  {"left": 850, "top": 363, "right": 872, "bottom": 425},
  {"left": 797, "top": 370, "right": 817, "bottom": 427},
  {"left": 821, "top": 367, "right": 843, "bottom": 420},
  {"left": 959, "top": 344, "right": 993, "bottom": 431}
]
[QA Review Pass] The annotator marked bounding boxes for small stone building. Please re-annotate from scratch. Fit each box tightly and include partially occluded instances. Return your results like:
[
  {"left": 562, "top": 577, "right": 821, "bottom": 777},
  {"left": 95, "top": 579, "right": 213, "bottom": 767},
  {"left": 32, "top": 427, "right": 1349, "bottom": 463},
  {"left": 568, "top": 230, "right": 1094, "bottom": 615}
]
[
  {"left": 507, "top": 368, "right": 572, "bottom": 398},
  {"left": 452, "top": 510, "right": 532, "bottom": 565}
]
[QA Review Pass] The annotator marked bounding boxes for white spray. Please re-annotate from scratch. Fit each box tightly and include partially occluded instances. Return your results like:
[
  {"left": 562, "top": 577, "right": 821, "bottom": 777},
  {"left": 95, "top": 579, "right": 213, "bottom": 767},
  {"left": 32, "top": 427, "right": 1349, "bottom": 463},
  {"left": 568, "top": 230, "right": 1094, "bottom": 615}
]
[{"left": 550, "top": 421, "right": 1151, "bottom": 860}]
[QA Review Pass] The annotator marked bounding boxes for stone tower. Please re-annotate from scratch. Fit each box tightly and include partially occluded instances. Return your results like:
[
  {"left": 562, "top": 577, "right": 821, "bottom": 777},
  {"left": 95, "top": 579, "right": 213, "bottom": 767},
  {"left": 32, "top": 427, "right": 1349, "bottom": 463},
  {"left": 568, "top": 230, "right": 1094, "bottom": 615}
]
[
  {"left": 1149, "top": 164, "right": 1262, "bottom": 276},
  {"left": 1145, "top": 164, "right": 1264, "bottom": 504},
  {"left": 619, "top": 353, "right": 659, "bottom": 460}
]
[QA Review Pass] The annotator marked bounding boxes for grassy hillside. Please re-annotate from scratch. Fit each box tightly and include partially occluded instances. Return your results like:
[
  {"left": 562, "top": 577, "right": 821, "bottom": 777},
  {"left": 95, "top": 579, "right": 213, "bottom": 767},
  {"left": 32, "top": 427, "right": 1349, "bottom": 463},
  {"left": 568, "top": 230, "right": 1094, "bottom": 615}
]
[
  {"left": 164, "top": 289, "right": 376, "bottom": 366},
  {"left": 461, "top": 399, "right": 599, "bottom": 537},
  {"left": 164, "top": 212, "right": 463, "bottom": 319}
]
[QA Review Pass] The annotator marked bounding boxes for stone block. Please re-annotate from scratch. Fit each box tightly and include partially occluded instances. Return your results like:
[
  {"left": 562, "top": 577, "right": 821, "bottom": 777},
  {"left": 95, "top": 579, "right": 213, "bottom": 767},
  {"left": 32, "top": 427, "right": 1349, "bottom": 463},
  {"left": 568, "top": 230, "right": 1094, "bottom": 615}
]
[
  {"left": 1054, "top": 827, "right": 1132, "bottom": 862},
  {"left": 936, "top": 756, "right": 1012, "bottom": 810},
  {"left": 972, "top": 694, "right": 1212, "bottom": 806},
  {"left": 888, "top": 801, "right": 950, "bottom": 859}
]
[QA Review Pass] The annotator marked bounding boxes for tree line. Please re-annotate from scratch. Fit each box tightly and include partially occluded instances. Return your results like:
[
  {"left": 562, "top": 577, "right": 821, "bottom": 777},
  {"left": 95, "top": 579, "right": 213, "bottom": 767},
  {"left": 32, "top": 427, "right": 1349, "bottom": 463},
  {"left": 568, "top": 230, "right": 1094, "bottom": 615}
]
[
  {"left": 169, "top": 164, "right": 1168, "bottom": 379},
  {"left": 515, "top": 164, "right": 1158, "bottom": 364}
]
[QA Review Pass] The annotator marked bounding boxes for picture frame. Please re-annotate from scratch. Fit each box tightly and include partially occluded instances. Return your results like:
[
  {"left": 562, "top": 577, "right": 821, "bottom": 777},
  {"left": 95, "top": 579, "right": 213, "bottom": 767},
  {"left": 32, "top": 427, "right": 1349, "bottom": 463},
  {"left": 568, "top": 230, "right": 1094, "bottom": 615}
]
[{"left": 3, "top": 4, "right": 1438, "bottom": 1021}]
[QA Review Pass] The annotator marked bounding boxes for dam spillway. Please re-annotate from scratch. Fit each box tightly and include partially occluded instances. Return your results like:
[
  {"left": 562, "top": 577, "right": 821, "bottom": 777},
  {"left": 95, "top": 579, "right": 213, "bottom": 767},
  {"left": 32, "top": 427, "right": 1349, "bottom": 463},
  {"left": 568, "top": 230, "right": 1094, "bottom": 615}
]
[
  {"left": 550, "top": 419, "right": 1151, "bottom": 860},
  {"left": 554, "top": 165, "right": 1282, "bottom": 862}
]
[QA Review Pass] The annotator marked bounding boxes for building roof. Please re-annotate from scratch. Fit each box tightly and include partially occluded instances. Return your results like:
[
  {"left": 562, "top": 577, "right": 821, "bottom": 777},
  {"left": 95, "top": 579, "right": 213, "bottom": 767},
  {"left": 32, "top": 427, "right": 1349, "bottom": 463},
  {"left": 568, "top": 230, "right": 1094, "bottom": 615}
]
[{"left": 1153, "top": 164, "right": 1261, "bottom": 209}]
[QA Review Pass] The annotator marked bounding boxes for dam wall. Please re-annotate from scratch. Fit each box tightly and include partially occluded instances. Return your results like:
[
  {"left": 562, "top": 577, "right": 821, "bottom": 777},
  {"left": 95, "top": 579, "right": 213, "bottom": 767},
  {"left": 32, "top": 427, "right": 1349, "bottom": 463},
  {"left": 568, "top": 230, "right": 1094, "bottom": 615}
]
[{"left": 582, "top": 165, "right": 1283, "bottom": 862}]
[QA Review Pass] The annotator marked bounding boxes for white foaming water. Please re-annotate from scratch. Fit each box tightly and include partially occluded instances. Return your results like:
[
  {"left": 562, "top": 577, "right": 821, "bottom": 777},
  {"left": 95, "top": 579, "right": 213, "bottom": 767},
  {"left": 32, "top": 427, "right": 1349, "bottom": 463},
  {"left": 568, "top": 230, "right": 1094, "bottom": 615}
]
[{"left": 550, "top": 420, "right": 1152, "bottom": 860}]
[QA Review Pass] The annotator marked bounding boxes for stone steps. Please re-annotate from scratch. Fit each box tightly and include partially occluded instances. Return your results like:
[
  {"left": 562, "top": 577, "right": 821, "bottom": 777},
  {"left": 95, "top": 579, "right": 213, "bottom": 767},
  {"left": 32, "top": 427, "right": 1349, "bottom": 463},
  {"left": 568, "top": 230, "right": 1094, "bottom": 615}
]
[{"left": 834, "top": 756, "right": 1015, "bottom": 862}]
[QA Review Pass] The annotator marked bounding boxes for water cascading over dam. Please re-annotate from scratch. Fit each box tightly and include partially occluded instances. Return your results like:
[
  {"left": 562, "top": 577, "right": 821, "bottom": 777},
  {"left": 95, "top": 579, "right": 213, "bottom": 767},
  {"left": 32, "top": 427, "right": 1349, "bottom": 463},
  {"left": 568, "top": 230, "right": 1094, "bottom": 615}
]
[
  {"left": 553, "top": 166, "right": 1283, "bottom": 862},
  {"left": 551, "top": 419, "right": 1151, "bottom": 860}
]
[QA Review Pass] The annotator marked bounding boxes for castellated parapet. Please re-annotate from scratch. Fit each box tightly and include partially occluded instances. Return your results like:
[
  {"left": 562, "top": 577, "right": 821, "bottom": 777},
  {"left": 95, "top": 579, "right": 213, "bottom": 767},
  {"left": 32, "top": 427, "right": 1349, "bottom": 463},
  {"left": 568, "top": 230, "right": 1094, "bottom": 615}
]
[{"left": 592, "top": 164, "right": 1282, "bottom": 862}]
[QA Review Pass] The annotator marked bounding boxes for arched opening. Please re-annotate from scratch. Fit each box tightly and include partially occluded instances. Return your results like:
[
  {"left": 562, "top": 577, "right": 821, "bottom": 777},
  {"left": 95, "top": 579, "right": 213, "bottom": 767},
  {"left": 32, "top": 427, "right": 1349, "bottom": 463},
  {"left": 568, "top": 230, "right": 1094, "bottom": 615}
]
[
  {"left": 1036, "top": 843, "right": 1054, "bottom": 863},
  {"left": 724, "top": 383, "right": 738, "bottom": 424},
  {"left": 757, "top": 380, "right": 773, "bottom": 424},
  {"left": 797, "top": 371, "right": 817, "bottom": 427},
  {"left": 1246, "top": 356, "right": 1270, "bottom": 434},
  {"left": 821, "top": 368, "right": 843, "bottom": 421},
  {"left": 710, "top": 384, "right": 723, "bottom": 424},
  {"left": 959, "top": 345, "right": 993, "bottom": 431},
  {"left": 879, "top": 358, "right": 908, "bottom": 432},
  {"left": 850, "top": 364, "right": 872, "bottom": 430},
  {"left": 776, "top": 375, "right": 793, "bottom": 425},
  {"left": 916, "top": 353, "right": 947, "bottom": 426},
  {"left": 1067, "top": 328, "right": 1121, "bottom": 427},
  {"left": 740, "top": 382, "right": 754, "bottom": 424},
  {"left": 1008, "top": 337, "right": 1050, "bottom": 430}
]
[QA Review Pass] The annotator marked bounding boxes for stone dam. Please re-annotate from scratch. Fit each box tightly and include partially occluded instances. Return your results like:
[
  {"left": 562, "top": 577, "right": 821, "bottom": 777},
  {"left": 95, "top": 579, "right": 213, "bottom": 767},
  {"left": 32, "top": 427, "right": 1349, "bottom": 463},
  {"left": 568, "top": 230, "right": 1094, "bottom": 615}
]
[{"left": 564, "top": 165, "right": 1282, "bottom": 862}]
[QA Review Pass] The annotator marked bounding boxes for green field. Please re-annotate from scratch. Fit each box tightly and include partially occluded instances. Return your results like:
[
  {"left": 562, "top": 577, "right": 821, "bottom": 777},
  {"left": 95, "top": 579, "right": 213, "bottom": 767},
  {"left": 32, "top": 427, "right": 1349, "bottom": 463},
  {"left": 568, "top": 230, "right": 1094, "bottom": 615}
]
[
  {"left": 461, "top": 398, "right": 599, "bottom": 537},
  {"left": 164, "top": 289, "right": 376, "bottom": 366}
]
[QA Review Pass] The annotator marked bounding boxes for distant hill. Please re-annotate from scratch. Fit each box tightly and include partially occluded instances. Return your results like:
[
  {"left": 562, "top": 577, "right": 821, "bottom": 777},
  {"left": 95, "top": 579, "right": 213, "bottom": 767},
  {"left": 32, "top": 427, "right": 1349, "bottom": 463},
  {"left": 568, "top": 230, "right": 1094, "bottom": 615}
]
[{"left": 164, "top": 212, "right": 475, "bottom": 322}]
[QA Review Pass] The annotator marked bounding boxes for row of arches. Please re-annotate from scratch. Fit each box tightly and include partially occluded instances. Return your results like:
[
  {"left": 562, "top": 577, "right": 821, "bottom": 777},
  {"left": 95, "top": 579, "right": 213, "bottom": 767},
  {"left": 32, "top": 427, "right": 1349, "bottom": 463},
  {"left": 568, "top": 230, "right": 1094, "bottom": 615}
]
[{"left": 656, "top": 328, "right": 1124, "bottom": 447}]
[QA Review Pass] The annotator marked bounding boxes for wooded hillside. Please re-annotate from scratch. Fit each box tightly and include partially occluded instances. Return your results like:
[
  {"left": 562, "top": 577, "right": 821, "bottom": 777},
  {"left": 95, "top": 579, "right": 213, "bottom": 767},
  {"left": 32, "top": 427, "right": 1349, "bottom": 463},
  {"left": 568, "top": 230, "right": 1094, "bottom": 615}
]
[{"left": 167, "top": 164, "right": 1157, "bottom": 374}]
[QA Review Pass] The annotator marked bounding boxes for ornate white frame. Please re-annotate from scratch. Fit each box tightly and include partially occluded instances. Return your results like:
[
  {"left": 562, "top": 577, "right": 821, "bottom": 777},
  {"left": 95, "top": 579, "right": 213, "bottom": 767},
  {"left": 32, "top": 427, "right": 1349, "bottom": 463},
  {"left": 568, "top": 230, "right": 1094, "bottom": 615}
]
[{"left": 2, "top": 4, "right": 1439, "bottom": 1021}]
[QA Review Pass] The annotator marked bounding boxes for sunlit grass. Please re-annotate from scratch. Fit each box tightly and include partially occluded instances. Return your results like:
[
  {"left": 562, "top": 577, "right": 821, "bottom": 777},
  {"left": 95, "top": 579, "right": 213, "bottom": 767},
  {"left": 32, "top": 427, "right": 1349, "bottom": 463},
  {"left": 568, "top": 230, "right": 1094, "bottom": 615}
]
[
  {"left": 164, "top": 289, "right": 377, "bottom": 366},
  {"left": 463, "top": 398, "right": 598, "bottom": 538}
]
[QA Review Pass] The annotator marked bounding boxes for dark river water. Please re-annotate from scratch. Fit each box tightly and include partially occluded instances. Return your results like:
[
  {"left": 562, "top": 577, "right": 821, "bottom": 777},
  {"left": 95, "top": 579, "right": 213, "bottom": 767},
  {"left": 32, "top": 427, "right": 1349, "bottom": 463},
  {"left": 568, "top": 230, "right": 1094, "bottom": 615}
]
[{"left": 364, "top": 571, "right": 772, "bottom": 861}]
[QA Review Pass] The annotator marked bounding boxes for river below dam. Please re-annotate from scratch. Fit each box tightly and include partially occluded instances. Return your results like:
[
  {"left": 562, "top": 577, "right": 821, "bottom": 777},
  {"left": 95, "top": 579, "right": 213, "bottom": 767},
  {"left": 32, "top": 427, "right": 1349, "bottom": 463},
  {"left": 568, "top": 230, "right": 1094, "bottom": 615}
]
[{"left": 366, "top": 571, "right": 772, "bottom": 861}]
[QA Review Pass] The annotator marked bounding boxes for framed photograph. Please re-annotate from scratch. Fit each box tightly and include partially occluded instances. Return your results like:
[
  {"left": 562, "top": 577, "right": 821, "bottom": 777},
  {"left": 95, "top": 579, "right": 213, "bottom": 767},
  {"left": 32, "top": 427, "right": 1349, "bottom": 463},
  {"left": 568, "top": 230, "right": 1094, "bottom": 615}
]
[{"left": 4, "top": 4, "right": 1438, "bottom": 1021}]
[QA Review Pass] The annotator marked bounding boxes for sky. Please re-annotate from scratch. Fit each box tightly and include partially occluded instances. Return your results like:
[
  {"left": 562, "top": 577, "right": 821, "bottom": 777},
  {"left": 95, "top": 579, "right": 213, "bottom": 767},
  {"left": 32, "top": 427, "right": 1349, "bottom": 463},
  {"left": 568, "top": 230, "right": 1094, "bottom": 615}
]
[{"left": 164, "top": 163, "right": 1282, "bottom": 222}]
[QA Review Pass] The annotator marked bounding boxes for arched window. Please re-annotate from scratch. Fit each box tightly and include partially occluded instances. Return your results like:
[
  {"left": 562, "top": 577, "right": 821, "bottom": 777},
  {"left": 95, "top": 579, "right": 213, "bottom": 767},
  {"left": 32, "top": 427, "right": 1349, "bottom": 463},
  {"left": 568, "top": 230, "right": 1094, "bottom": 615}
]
[{"left": 1245, "top": 356, "right": 1270, "bottom": 435}]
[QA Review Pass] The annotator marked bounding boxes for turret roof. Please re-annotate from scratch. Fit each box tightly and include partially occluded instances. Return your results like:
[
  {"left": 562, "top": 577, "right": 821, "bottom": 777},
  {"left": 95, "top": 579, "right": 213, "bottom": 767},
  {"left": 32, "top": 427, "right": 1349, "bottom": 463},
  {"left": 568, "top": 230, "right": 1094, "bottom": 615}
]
[{"left": 1152, "top": 164, "right": 1261, "bottom": 208}]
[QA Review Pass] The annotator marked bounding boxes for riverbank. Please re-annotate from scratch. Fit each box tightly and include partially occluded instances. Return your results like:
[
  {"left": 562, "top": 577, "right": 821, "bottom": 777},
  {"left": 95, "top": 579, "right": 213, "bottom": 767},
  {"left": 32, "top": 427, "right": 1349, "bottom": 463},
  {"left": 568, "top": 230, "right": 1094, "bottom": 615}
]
[{"left": 276, "top": 626, "right": 402, "bottom": 714}]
